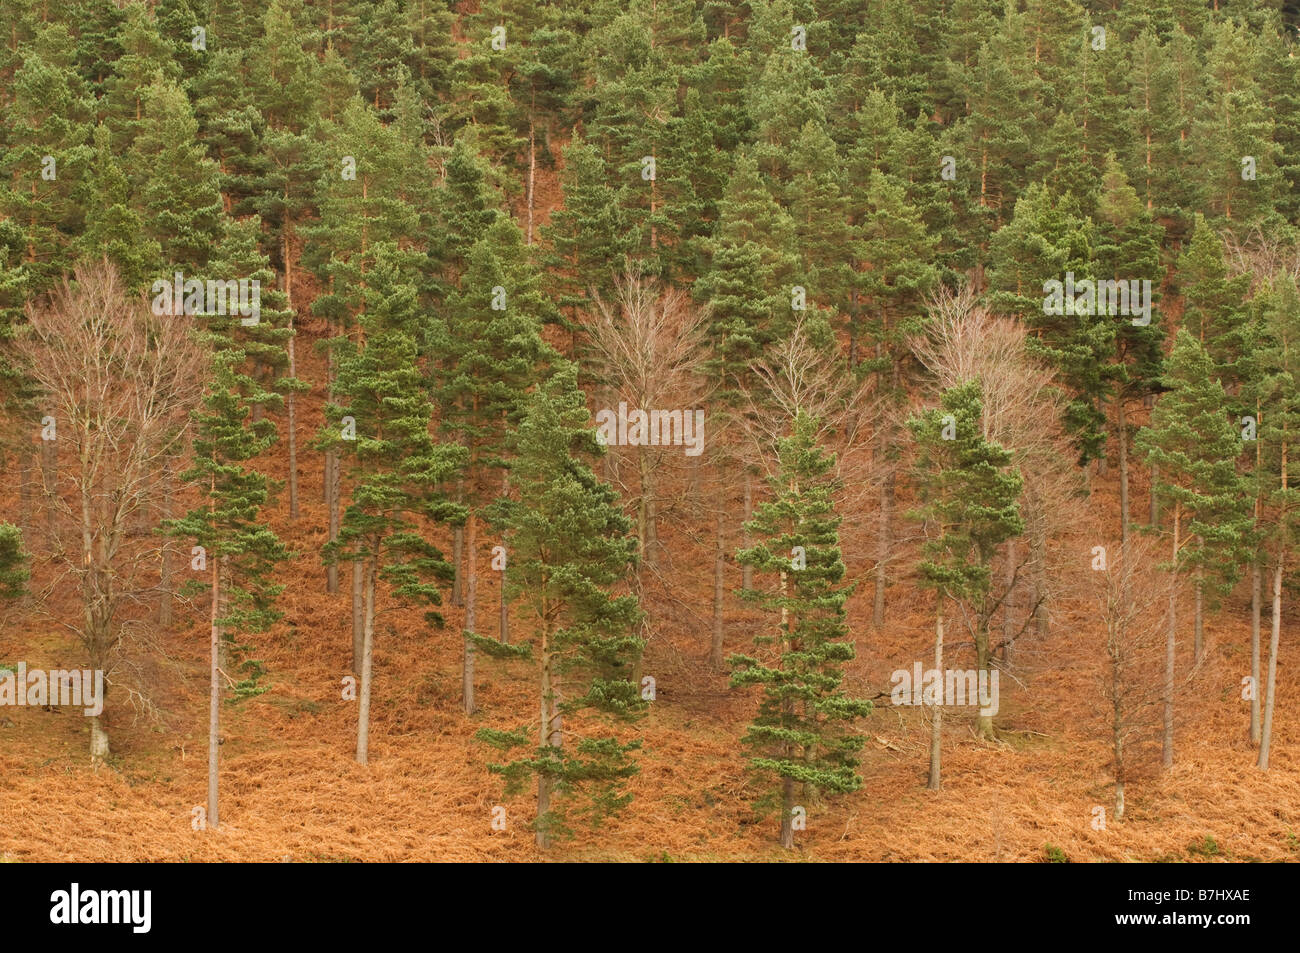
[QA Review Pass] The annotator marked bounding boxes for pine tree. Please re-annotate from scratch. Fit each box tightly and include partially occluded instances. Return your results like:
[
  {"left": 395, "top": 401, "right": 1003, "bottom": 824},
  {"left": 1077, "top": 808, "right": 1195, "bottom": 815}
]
[
  {"left": 1137, "top": 330, "right": 1251, "bottom": 766},
  {"left": 127, "top": 77, "right": 224, "bottom": 271},
  {"left": 478, "top": 364, "right": 645, "bottom": 849},
  {"left": 1251, "top": 273, "right": 1300, "bottom": 770},
  {"left": 170, "top": 297, "right": 291, "bottom": 828},
  {"left": 1093, "top": 155, "right": 1166, "bottom": 545},
  {"left": 908, "top": 381, "right": 1023, "bottom": 774},
  {"left": 1177, "top": 214, "right": 1253, "bottom": 399},
  {"left": 322, "top": 244, "right": 468, "bottom": 764},
  {"left": 0, "top": 22, "right": 95, "bottom": 292},
  {"left": 730, "top": 410, "right": 871, "bottom": 849},
  {"left": 73, "top": 123, "right": 160, "bottom": 291},
  {"left": 435, "top": 216, "right": 557, "bottom": 714}
]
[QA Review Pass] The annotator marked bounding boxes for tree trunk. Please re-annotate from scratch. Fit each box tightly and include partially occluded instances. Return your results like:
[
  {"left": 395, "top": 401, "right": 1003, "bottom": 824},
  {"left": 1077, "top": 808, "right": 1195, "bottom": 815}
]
[
  {"left": 1250, "top": 561, "right": 1261, "bottom": 745},
  {"left": 711, "top": 507, "right": 724, "bottom": 670},
  {"left": 462, "top": 511, "right": 477, "bottom": 715},
  {"left": 1001, "top": 538, "right": 1015, "bottom": 666},
  {"left": 537, "top": 615, "right": 558, "bottom": 849},
  {"left": 874, "top": 467, "right": 894, "bottom": 627},
  {"left": 356, "top": 553, "right": 376, "bottom": 764},
  {"left": 1112, "top": 635, "right": 1125, "bottom": 821},
  {"left": 326, "top": 450, "right": 340, "bottom": 593},
  {"left": 637, "top": 447, "right": 657, "bottom": 571},
  {"left": 526, "top": 109, "right": 536, "bottom": 246},
  {"left": 975, "top": 612, "right": 994, "bottom": 740},
  {"left": 160, "top": 459, "right": 173, "bottom": 627},
  {"left": 1163, "top": 505, "right": 1179, "bottom": 769},
  {"left": 208, "top": 553, "right": 221, "bottom": 827},
  {"left": 41, "top": 413, "right": 55, "bottom": 545},
  {"left": 779, "top": 775, "right": 795, "bottom": 849},
  {"left": 1193, "top": 569, "right": 1203, "bottom": 664},
  {"left": 351, "top": 559, "right": 364, "bottom": 677},
  {"left": 1117, "top": 396, "right": 1130, "bottom": 548},
  {"left": 1148, "top": 461, "right": 1160, "bottom": 525},
  {"left": 1257, "top": 560, "right": 1283, "bottom": 770},
  {"left": 928, "top": 595, "right": 943, "bottom": 791},
  {"left": 451, "top": 525, "right": 464, "bottom": 607},
  {"left": 741, "top": 471, "right": 753, "bottom": 591}
]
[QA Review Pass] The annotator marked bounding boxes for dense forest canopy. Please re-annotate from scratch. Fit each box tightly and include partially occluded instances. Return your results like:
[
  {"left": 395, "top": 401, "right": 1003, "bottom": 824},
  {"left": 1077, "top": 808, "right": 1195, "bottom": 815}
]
[{"left": 1, "top": 0, "right": 1298, "bottom": 861}]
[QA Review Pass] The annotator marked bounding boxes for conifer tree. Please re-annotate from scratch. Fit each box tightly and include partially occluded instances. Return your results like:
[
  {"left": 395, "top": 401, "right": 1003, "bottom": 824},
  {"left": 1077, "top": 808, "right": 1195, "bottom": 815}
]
[
  {"left": 1137, "top": 330, "right": 1251, "bottom": 765},
  {"left": 908, "top": 380, "right": 1023, "bottom": 757},
  {"left": 0, "top": 23, "right": 95, "bottom": 292},
  {"left": 435, "top": 216, "right": 556, "bottom": 714},
  {"left": 73, "top": 123, "right": 160, "bottom": 291},
  {"left": 170, "top": 297, "right": 291, "bottom": 829},
  {"left": 1252, "top": 274, "right": 1300, "bottom": 770},
  {"left": 322, "top": 244, "right": 467, "bottom": 764},
  {"left": 730, "top": 411, "right": 871, "bottom": 849},
  {"left": 127, "top": 77, "right": 224, "bottom": 270},
  {"left": 478, "top": 364, "right": 645, "bottom": 849}
]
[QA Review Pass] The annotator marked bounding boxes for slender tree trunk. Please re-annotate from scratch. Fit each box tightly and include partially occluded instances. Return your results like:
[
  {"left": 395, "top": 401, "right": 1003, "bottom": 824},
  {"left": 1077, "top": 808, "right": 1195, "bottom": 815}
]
[
  {"left": 356, "top": 552, "right": 376, "bottom": 764},
  {"left": 462, "top": 511, "right": 477, "bottom": 715},
  {"left": 351, "top": 559, "right": 364, "bottom": 677},
  {"left": 1149, "top": 461, "right": 1160, "bottom": 525},
  {"left": 928, "top": 595, "right": 943, "bottom": 791},
  {"left": 20, "top": 446, "right": 33, "bottom": 544},
  {"left": 975, "top": 612, "right": 993, "bottom": 740},
  {"left": 1251, "top": 561, "right": 1261, "bottom": 744},
  {"left": 327, "top": 451, "right": 340, "bottom": 593},
  {"left": 1257, "top": 560, "right": 1283, "bottom": 770},
  {"left": 1117, "top": 396, "right": 1130, "bottom": 548},
  {"left": 1002, "top": 539, "right": 1015, "bottom": 666},
  {"left": 1163, "top": 505, "right": 1179, "bottom": 769},
  {"left": 525, "top": 108, "right": 536, "bottom": 246},
  {"left": 208, "top": 554, "right": 221, "bottom": 828},
  {"left": 711, "top": 507, "right": 724, "bottom": 669},
  {"left": 160, "top": 459, "right": 173, "bottom": 627},
  {"left": 41, "top": 412, "right": 55, "bottom": 544},
  {"left": 741, "top": 472, "right": 753, "bottom": 591},
  {"left": 285, "top": 259, "right": 299, "bottom": 521},
  {"left": 451, "top": 479, "right": 464, "bottom": 606},
  {"left": 874, "top": 466, "right": 894, "bottom": 628},
  {"left": 638, "top": 448, "right": 658, "bottom": 570},
  {"left": 326, "top": 346, "right": 339, "bottom": 593},
  {"left": 537, "top": 614, "right": 557, "bottom": 849},
  {"left": 1193, "top": 568, "right": 1203, "bottom": 664}
]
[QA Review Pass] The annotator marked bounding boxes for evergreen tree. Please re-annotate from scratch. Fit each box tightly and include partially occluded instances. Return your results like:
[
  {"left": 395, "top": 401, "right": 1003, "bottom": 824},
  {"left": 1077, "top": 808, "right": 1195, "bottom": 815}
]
[
  {"left": 73, "top": 123, "right": 160, "bottom": 290},
  {"left": 170, "top": 291, "right": 291, "bottom": 828},
  {"left": 730, "top": 410, "right": 871, "bottom": 849},
  {"left": 908, "top": 380, "right": 1023, "bottom": 756},
  {"left": 127, "top": 77, "right": 224, "bottom": 270},
  {"left": 322, "top": 244, "right": 468, "bottom": 764},
  {"left": 1137, "top": 330, "right": 1251, "bottom": 765},
  {"left": 435, "top": 216, "right": 557, "bottom": 714},
  {"left": 478, "top": 364, "right": 645, "bottom": 849}
]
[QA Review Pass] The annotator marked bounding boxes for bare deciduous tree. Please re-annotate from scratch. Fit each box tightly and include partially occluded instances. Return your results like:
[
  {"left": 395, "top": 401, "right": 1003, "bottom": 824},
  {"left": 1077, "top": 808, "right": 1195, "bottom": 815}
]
[
  {"left": 1091, "top": 535, "right": 1175, "bottom": 821},
  {"left": 10, "top": 260, "right": 204, "bottom": 759},
  {"left": 586, "top": 270, "right": 711, "bottom": 572}
]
